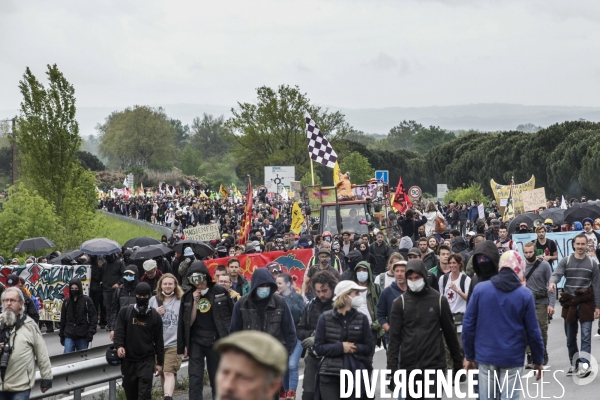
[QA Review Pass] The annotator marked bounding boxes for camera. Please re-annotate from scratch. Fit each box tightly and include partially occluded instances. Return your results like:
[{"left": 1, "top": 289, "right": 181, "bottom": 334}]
[{"left": 0, "top": 325, "right": 11, "bottom": 372}]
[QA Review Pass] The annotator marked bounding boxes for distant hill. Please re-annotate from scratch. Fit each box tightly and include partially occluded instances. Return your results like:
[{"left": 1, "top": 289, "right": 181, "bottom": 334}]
[{"left": 2, "top": 103, "right": 600, "bottom": 138}]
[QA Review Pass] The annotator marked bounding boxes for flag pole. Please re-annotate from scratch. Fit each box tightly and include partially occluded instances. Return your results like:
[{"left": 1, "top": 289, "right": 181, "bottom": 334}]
[{"left": 310, "top": 159, "right": 315, "bottom": 185}]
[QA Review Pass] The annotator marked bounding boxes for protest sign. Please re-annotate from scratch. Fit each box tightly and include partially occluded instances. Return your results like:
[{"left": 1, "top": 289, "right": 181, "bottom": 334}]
[
  {"left": 477, "top": 204, "right": 485, "bottom": 219},
  {"left": 183, "top": 224, "right": 221, "bottom": 241},
  {"left": 0, "top": 264, "right": 91, "bottom": 321},
  {"left": 490, "top": 175, "right": 535, "bottom": 215},
  {"left": 205, "top": 249, "right": 313, "bottom": 287},
  {"left": 522, "top": 187, "right": 547, "bottom": 211}
]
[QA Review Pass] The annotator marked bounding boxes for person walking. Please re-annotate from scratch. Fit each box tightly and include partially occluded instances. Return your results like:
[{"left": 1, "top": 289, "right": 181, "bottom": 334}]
[{"left": 59, "top": 278, "right": 97, "bottom": 353}]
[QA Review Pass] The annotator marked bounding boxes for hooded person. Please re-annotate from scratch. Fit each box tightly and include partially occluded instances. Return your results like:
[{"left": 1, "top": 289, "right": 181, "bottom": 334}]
[
  {"left": 386, "top": 259, "right": 463, "bottom": 399},
  {"left": 462, "top": 251, "right": 545, "bottom": 397},
  {"left": 398, "top": 236, "right": 413, "bottom": 260},
  {"left": 466, "top": 241, "right": 500, "bottom": 301},
  {"left": 340, "top": 249, "right": 363, "bottom": 281},
  {"left": 230, "top": 268, "right": 297, "bottom": 356},
  {"left": 59, "top": 277, "right": 97, "bottom": 353},
  {"left": 177, "top": 247, "right": 196, "bottom": 293},
  {"left": 177, "top": 261, "right": 234, "bottom": 400},
  {"left": 351, "top": 261, "right": 384, "bottom": 352},
  {"left": 451, "top": 236, "right": 472, "bottom": 265},
  {"left": 108, "top": 264, "right": 139, "bottom": 339}
]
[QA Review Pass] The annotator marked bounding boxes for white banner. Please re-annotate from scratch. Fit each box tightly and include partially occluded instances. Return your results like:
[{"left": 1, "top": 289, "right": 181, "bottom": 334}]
[{"left": 183, "top": 224, "right": 221, "bottom": 241}]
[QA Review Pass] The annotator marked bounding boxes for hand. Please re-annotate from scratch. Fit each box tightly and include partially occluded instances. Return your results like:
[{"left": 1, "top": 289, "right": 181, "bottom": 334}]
[
  {"left": 154, "top": 365, "right": 163, "bottom": 375},
  {"left": 533, "top": 364, "right": 543, "bottom": 381},
  {"left": 496, "top": 242, "right": 502, "bottom": 248},
  {"left": 117, "top": 347, "right": 126, "bottom": 358},
  {"left": 342, "top": 342, "right": 356, "bottom": 354},
  {"left": 112, "top": 283, "right": 119, "bottom": 289},
  {"left": 301, "top": 337, "right": 314, "bottom": 349},
  {"left": 382, "top": 323, "right": 390, "bottom": 332},
  {"left": 463, "top": 358, "right": 476, "bottom": 372},
  {"left": 110, "top": 331, "right": 114, "bottom": 341},
  {"left": 157, "top": 306, "right": 166, "bottom": 316},
  {"left": 184, "top": 347, "right": 188, "bottom": 358},
  {"left": 60, "top": 336, "right": 65, "bottom": 347},
  {"left": 547, "top": 306, "right": 554, "bottom": 316},
  {"left": 595, "top": 309, "right": 600, "bottom": 320},
  {"left": 449, "top": 282, "right": 459, "bottom": 293},
  {"left": 193, "top": 289, "right": 202, "bottom": 302},
  {"left": 87, "top": 334, "right": 94, "bottom": 343},
  {"left": 543, "top": 255, "right": 551, "bottom": 262},
  {"left": 548, "top": 283, "right": 556, "bottom": 294}
]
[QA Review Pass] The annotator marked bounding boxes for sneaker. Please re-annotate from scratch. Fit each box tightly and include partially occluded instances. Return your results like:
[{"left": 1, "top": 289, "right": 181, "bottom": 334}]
[
  {"left": 578, "top": 365, "right": 592, "bottom": 378},
  {"left": 285, "top": 390, "right": 296, "bottom": 400},
  {"left": 525, "top": 353, "right": 533, "bottom": 369},
  {"left": 544, "top": 352, "right": 549, "bottom": 366},
  {"left": 566, "top": 366, "right": 578, "bottom": 376}
]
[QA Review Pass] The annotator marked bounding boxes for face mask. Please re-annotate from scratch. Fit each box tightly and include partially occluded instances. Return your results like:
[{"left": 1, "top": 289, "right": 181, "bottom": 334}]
[
  {"left": 162, "top": 291, "right": 174, "bottom": 297},
  {"left": 256, "top": 287, "right": 270, "bottom": 299},
  {"left": 356, "top": 271, "right": 369, "bottom": 283},
  {"left": 347, "top": 294, "right": 364, "bottom": 309},
  {"left": 526, "top": 255, "right": 537, "bottom": 263},
  {"left": 200, "top": 288, "right": 209, "bottom": 296},
  {"left": 136, "top": 297, "right": 149, "bottom": 314},
  {"left": 70, "top": 289, "right": 80, "bottom": 297},
  {"left": 347, "top": 261, "right": 357, "bottom": 271},
  {"left": 407, "top": 278, "right": 425, "bottom": 292},
  {"left": 123, "top": 275, "right": 135, "bottom": 282}
]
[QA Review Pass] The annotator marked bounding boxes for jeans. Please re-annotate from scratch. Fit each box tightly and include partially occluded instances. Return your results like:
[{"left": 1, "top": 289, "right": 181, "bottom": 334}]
[
  {"left": 64, "top": 337, "right": 89, "bottom": 353},
  {"left": 0, "top": 390, "right": 31, "bottom": 400},
  {"left": 478, "top": 364, "right": 522, "bottom": 400},
  {"left": 189, "top": 340, "right": 220, "bottom": 400},
  {"left": 564, "top": 305, "right": 592, "bottom": 367},
  {"left": 282, "top": 340, "right": 303, "bottom": 391}
]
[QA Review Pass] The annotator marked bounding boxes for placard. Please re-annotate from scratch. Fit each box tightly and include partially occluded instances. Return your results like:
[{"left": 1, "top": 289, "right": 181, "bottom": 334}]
[
  {"left": 522, "top": 187, "right": 547, "bottom": 211},
  {"left": 183, "top": 224, "right": 221, "bottom": 241}
]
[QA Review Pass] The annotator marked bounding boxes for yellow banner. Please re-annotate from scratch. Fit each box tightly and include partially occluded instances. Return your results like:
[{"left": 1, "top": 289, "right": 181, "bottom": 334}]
[
  {"left": 490, "top": 175, "right": 535, "bottom": 217},
  {"left": 219, "top": 184, "right": 229, "bottom": 199},
  {"left": 291, "top": 202, "right": 304, "bottom": 234},
  {"left": 333, "top": 161, "right": 341, "bottom": 185}
]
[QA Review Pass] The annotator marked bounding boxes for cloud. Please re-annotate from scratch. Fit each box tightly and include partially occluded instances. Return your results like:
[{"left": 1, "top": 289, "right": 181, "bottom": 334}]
[
  {"left": 295, "top": 60, "right": 311, "bottom": 73},
  {"left": 364, "top": 52, "right": 398, "bottom": 71}
]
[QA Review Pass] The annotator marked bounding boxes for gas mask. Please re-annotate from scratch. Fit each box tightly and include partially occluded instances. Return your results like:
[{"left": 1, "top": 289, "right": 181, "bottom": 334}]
[{"left": 189, "top": 272, "right": 207, "bottom": 287}]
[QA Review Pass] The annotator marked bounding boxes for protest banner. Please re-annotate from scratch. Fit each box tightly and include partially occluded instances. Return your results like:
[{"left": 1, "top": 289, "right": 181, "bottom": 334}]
[
  {"left": 0, "top": 264, "right": 91, "bottom": 321},
  {"left": 204, "top": 249, "right": 313, "bottom": 287},
  {"left": 290, "top": 202, "right": 304, "bottom": 234},
  {"left": 490, "top": 175, "right": 535, "bottom": 216},
  {"left": 522, "top": 187, "right": 547, "bottom": 211},
  {"left": 183, "top": 224, "right": 221, "bottom": 241}
]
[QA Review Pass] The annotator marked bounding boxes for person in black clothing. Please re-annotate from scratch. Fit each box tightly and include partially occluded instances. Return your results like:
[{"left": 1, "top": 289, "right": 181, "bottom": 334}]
[
  {"left": 102, "top": 253, "right": 126, "bottom": 334},
  {"left": 296, "top": 270, "right": 338, "bottom": 400},
  {"left": 397, "top": 209, "right": 427, "bottom": 243},
  {"left": 109, "top": 265, "right": 139, "bottom": 341},
  {"left": 386, "top": 259, "right": 462, "bottom": 400},
  {"left": 59, "top": 277, "right": 97, "bottom": 353},
  {"left": 90, "top": 256, "right": 107, "bottom": 329},
  {"left": 369, "top": 232, "right": 392, "bottom": 275},
  {"left": 177, "top": 261, "right": 234, "bottom": 400},
  {"left": 114, "top": 282, "right": 164, "bottom": 400}
]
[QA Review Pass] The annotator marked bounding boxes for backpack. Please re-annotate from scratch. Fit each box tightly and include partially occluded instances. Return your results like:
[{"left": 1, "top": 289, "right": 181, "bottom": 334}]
[{"left": 442, "top": 272, "right": 467, "bottom": 294}]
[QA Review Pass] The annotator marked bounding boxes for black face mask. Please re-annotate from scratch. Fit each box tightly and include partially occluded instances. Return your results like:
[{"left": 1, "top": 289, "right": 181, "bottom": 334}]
[
  {"left": 70, "top": 289, "right": 80, "bottom": 297},
  {"left": 526, "top": 255, "right": 537, "bottom": 263},
  {"left": 136, "top": 297, "right": 150, "bottom": 315}
]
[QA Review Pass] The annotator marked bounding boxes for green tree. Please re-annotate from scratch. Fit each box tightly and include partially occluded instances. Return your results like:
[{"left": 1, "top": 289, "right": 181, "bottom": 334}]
[
  {"left": 339, "top": 151, "right": 374, "bottom": 184},
  {"left": 413, "top": 125, "right": 455, "bottom": 154},
  {"left": 301, "top": 169, "right": 321, "bottom": 187},
  {"left": 98, "top": 106, "right": 177, "bottom": 170},
  {"left": 190, "top": 114, "right": 233, "bottom": 157},
  {"left": 345, "top": 130, "right": 377, "bottom": 147},
  {"left": 197, "top": 153, "right": 242, "bottom": 190},
  {"left": 178, "top": 145, "right": 203, "bottom": 176},
  {"left": 76, "top": 151, "right": 106, "bottom": 171},
  {"left": 443, "top": 183, "right": 491, "bottom": 205},
  {"left": 387, "top": 120, "right": 423, "bottom": 151},
  {"left": 227, "top": 85, "right": 352, "bottom": 183},
  {"left": 170, "top": 119, "right": 190, "bottom": 149},
  {"left": 0, "top": 184, "right": 63, "bottom": 256},
  {"left": 14, "top": 65, "right": 81, "bottom": 212},
  {"left": 580, "top": 142, "right": 600, "bottom": 198}
]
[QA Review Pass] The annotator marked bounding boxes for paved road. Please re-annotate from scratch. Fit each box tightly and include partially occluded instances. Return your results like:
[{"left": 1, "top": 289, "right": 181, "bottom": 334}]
[{"left": 44, "top": 302, "right": 600, "bottom": 399}]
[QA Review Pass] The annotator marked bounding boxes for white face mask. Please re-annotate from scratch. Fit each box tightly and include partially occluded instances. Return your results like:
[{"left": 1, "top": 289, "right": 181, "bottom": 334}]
[
  {"left": 347, "top": 294, "right": 364, "bottom": 309},
  {"left": 200, "top": 288, "right": 209, "bottom": 296},
  {"left": 162, "top": 291, "right": 174, "bottom": 297},
  {"left": 407, "top": 278, "right": 425, "bottom": 292}
]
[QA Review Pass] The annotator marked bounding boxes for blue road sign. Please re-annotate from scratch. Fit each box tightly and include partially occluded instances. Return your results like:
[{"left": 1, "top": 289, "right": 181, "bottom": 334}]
[{"left": 375, "top": 170, "right": 389, "bottom": 184}]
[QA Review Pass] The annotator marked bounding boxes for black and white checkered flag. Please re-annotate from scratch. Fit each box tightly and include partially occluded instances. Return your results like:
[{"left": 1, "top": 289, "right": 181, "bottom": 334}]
[{"left": 305, "top": 113, "right": 338, "bottom": 168}]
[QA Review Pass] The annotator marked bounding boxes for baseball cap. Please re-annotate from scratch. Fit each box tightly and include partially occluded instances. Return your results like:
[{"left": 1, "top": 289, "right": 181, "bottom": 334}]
[
  {"left": 491, "top": 219, "right": 501, "bottom": 227},
  {"left": 332, "top": 280, "right": 367, "bottom": 301},
  {"left": 544, "top": 219, "right": 553, "bottom": 224},
  {"left": 143, "top": 259, "right": 157, "bottom": 272},
  {"left": 318, "top": 248, "right": 331, "bottom": 256},
  {"left": 5, "top": 274, "right": 19, "bottom": 287},
  {"left": 408, "top": 248, "right": 421, "bottom": 257},
  {"left": 215, "top": 331, "right": 288, "bottom": 377}
]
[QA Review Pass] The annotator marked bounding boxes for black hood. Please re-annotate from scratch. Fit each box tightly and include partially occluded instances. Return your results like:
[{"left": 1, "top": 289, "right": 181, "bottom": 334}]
[
  {"left": 451, "top": 237, "right": 469, "bottom": 253},
  {"left": 249, "top": 267, "right": 278, "bottom": 296},
  {"left": 69, "top": 277, "right": 83, "bottom": 293},
  {"left": 188, "top": 260, "right": 214, "bottom": 287},
  {"left": 490, "top": 268, "right": 521, "bottom": 292},
  {"left": 471, "top": 241, "right": 500, "bottom": 281},
  {"left": 405, "top": 259, "right": 429, "bottom": 291},
  {"left": 124, "top": 264, "right": 139, "bottom": 286}
]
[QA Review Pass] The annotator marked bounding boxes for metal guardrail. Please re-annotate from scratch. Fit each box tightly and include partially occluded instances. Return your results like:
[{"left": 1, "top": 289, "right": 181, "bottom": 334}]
[{"left": 30, "top": 344, "right": 121, "bottom": 400}]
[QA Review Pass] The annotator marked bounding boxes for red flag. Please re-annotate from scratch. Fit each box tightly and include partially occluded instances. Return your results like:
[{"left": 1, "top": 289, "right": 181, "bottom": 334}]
[
  {"left": 238, "top": 177, "right": 253, "bottom": 245},
  {"left": 392, "top": 176, "right": 412, "bottom": 214}
]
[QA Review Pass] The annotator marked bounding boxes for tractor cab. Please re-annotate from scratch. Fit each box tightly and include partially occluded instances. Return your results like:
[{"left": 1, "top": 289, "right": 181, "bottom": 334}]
[{"left": 316, "top": 200, "right": 371, "bottom": 235}]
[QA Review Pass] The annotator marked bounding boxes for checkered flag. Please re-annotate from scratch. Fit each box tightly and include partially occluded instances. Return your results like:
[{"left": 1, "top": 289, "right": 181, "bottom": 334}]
[{"left": 305, "top": 113, "right": 338, "bottom": 168}]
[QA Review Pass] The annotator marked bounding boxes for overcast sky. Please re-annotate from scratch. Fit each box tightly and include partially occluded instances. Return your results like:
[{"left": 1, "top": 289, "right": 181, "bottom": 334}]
[{"left": 1, "top": 0, "right": 599, "bottom": 111}]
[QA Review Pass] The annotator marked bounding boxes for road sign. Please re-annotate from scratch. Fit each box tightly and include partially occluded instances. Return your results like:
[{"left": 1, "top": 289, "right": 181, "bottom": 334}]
[
  {"left": 375, "top": 170, "right": 389, "bottom": 184},
  {"left": 436, "top": 184, "right": 448, "bottom": 201},
  {"left": 408, "top": 186, "right": 422, "bottom": 199}
]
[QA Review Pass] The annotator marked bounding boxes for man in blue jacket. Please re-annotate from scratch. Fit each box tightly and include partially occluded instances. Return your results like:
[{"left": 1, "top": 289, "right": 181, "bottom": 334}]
[
  {"left": 467, "top": 200, "right": 480, "bottom": 227},
  {"left": 376, "top": 260, "right": 407, "bottom": 343},
  {"left": 230, "top": 268, "right": 297, "bottom": 356},
  {"left": 462, "top": 250, "right": 544, "bottom": 400}
]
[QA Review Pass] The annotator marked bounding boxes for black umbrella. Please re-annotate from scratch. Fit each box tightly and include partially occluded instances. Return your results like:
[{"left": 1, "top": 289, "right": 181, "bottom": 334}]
[
  {"left": 123, "top": 236, "right": 161, "bottom": 249},
  {"left": 49, "top": 249, "right": 85, "bottom": 265},
  {"left": 80, "top": 238, "right": 121, "bottom": 256},
  {"left": 130, "top": 244, "right": 173, "bottom": 261},
  {"left": 13, "top": 237, "right": 56, "bottom": 253},
  {"left": 540, "top": 208, "right": 565, "bottom": 225},
  {"left": 172, "top": 240, "right": 214, "bottom": 259},
  {"left": 563, "top": 202, "right": 600, "bottom": 224},
  {"left": 507, "top": 213, "right": 540, "bottom": 234}
]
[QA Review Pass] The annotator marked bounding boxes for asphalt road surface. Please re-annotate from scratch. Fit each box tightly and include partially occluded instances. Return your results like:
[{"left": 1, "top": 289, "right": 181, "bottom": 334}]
[{"left": 43, "top": 303, "right": 600, "bottom": 399}]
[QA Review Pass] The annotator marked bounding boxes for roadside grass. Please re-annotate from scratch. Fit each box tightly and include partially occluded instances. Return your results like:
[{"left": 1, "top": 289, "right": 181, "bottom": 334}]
[{"left": 96, "top": 213, "right": 162, "bottom": 246}]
